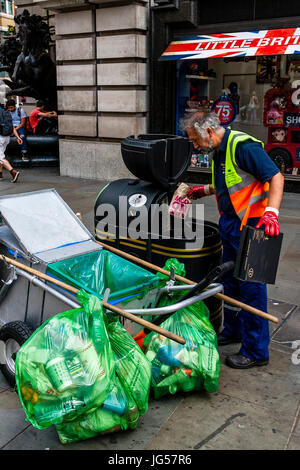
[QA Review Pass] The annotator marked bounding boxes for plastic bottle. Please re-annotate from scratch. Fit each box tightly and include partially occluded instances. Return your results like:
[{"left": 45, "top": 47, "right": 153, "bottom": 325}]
[
  {"left": 160, "top": 364, "right": 173, "bottom": 376},
  {"left": 65, "top": 354, "right": 86, "bottom": 385},
  {"left": 34, "top": 396, "right": 86, "bottom": 426},
  {"left": 157, "top": 345, "right": 182, "bottom": 367},
  {"left": 91, "top": 313, "right": 106, "bottom": 354},
  {"left": 127, "top": 403, "right": 139, "bottom": 430},
  {"left": 77, "top": 341, "right": 101, "bottom": 383},
  {"left": 102, "top": 389, "right": 126, "bottom": 416},
  {"left": 45, "top": 356, "right": 73, "bottom": 393},
  {"left": 169, "top": 384, "right": 178, "bottom": 395}
]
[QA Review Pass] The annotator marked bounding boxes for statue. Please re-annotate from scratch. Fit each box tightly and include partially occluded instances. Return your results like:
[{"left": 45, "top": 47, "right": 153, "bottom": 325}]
[{"left": 0, "top": 9, "right": 57, "bottom": 108}]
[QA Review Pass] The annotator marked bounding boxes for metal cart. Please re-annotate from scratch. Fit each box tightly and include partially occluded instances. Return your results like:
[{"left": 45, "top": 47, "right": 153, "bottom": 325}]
[{"left": 0, "top": 189, "right": 223, "bottom": 385}]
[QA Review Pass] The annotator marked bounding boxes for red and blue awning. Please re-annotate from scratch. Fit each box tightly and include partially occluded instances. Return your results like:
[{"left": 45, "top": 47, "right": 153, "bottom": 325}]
[{"left": 161, "top": 27, "right": 300, "bottom": 61}]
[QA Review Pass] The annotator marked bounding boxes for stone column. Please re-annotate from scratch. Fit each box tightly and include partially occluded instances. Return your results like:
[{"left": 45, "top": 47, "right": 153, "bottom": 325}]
[{"left": 15, "top": 0, "right": 150, "bottom": 181}]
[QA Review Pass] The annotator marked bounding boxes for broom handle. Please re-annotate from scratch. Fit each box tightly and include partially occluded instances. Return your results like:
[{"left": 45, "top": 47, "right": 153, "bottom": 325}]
[
  {"left": 96, "top": 240, "right": 278, "bottom": 324},
  {"left": 1, "top": 256, "right": 186, "bottom": 345}
]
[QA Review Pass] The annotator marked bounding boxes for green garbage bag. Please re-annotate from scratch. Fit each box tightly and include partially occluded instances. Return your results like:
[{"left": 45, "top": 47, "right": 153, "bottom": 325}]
[
  {"left": 55, "top": 375, "right": 138, "bottom": 444},
  {"left": 15, "top": 291, "right": 115, "bottom": 429},
  {"left": 142, "top": 259, "right": 221, "bottom": 399},
  {"left": 106, "top": 318, "right": 152, "bottom": 415},
  {"left": 55, "top": 317, "right": 152, "bottom": 444}
]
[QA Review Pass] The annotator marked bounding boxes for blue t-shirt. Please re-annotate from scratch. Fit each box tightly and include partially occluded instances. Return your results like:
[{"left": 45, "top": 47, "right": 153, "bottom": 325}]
[
  {"left": 9, "top": 107, "right": 26, "bottom": 127},
  {"left": 213, "top": 128, "right": 280, "bottom": 218}
]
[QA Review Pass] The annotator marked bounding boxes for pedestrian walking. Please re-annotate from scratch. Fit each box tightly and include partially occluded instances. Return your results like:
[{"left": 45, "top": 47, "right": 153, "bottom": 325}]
[
  {"left": 6, "top": 99, "right": 29, "bottom": 162},
  {"left": 0, "top": 104, "right": 22, "bottom": 183}
]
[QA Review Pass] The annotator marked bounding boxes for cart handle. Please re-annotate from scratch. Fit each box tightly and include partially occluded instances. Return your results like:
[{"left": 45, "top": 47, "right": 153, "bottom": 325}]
[
  {"left": 124, "top": 284, "right": 223, "bottom": 316},
  {"left": 1, "top": 256, "right": 186, "bottom": 345},
  {"left": 179, "top": 261, "right": 234, "bottom": 302},
  {"left": 97, "top": 240, "right": 279, "bottom": 324}
]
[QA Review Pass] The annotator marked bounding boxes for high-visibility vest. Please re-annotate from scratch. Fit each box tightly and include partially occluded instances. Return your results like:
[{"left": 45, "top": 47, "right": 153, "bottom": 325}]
[{"left": 211, "top": 130, "right": 269, "bottom": 229}]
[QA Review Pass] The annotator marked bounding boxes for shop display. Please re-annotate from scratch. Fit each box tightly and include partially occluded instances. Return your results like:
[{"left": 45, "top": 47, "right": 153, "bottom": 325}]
[
  {"left": 264, "top": 78, "right": 300, "bottom": 172},
  {"left": 256, "top": 56, "right": 281, "bottom": 84},
  {"left": 228, "top": 82, "right": 240, "bottom": 114},
  {"left": 211, "top": 94, "right": 237, "bottom": 126}
]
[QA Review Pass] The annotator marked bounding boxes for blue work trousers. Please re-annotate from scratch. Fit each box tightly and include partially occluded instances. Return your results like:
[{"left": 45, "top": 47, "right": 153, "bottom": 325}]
[{"left": 219, "top": 214, "right": 270, "bottom": 361}]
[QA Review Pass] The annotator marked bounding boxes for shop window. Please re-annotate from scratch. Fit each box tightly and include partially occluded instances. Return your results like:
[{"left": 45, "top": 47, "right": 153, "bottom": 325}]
[
  {"left": 7, "top": 1, "right": 12, "bottom": 15},
  {"left": 176, "top": 54, "right": 300, "bottom": 175}
]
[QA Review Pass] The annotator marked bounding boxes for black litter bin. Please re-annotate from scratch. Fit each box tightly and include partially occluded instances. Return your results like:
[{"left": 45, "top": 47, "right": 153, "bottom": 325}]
[
  {"left": 94, "top": 134, "right": 223, "bottom": 332},
  {"left": 121, "top": 134, "right": 192, "bottom": 190}
]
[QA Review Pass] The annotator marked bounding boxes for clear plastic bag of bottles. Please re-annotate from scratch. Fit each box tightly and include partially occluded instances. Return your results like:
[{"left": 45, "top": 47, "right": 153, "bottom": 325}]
[
  {"left": 55, "top": 375, "right": 139, "bottom": 444},
  {"left": 15, "top": 291, "right": 115, "bottom": 429},
  {"left": 106, "top": 318, "right": 152, "bottom": 415},
  {"left": 142, "top": 259, "right": 221, "bottom": 399},
  {"left": 55, "top": 317, "right": 152, "bottom": 444}
]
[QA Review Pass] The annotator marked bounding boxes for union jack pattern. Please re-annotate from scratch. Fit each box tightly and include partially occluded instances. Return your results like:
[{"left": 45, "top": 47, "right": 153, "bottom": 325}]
[{"left": 161, "top": 28, "right": 300, "bottom": 61}]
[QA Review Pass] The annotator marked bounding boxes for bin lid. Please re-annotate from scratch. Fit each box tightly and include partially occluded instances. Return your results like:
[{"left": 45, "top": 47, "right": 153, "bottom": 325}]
[{"left": 0, "top": 189, "right": 98, "bottom": 261}]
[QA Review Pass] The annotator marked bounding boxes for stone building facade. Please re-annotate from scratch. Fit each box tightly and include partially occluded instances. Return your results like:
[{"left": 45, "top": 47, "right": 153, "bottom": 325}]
[
  {"left": 0, "top": 1, "right": 15, "bottom": 35},
  {"left": 15, "top": 0, "right": 150, "bottom": 180}
]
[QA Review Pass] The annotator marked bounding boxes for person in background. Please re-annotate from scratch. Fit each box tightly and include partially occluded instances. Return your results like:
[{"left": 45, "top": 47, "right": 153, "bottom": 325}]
[
  {"left": 181, "top": 111, "right": 284, "bottom": 369},
  {"left": 29, "top": 100, "right": 57, "bottom": 135},
  {"left": 0, "top": 104, "right": 22, "bottom": 183},
  {"left": 6, "top": 99, "right": 29, "bottom": 162}
]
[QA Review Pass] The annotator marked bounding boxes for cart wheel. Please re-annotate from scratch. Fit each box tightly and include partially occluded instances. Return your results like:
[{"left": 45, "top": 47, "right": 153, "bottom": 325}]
[
  {"left": 0, "top": 321, "right": 32, "bottom": 387},
  {"left": 268, "top": 148, "right": 293, "bottom": 173}
]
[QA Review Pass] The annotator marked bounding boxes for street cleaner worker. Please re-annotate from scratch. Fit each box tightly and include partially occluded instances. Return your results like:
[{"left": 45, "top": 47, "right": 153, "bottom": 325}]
[{"left": 181, "top": 111, "right": 284, "bottom": 369}]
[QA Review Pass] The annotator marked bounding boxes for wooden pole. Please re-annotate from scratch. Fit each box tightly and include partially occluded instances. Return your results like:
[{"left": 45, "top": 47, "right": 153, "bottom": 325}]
[
  {"left": 96, "top": 240, "right": 278, "bottom": 324},
  {"left": 2, "top": 256, "right": 186, "bottom": 345}
]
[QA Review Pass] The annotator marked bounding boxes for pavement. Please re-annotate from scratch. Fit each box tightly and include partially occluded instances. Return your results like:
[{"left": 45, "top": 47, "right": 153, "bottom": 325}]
[{"left": 0, "top": 167, "right": 299, "bottom": 450}]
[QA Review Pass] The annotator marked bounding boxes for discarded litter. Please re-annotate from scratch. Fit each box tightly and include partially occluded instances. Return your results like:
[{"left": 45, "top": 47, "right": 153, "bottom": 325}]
[
  {"left": 142, "top": 259, "right": 221, "bottom": 398},
  {"left": 15, "top": 290, "right": 151, "bottom": 443}
]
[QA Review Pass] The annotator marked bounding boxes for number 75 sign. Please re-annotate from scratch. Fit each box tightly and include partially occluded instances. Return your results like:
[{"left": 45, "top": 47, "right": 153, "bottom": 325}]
[{"left": 211, "top": 96, "right": 237, "bottom": 125}]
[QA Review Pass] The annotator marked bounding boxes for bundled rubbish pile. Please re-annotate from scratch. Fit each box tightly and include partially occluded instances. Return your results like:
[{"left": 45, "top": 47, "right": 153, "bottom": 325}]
[
  {"left": 139, "top": 259, "right": 221, "bottom": 398},
  {"left": 15, "top": 291, "right": 152, "bottom": 444},
  {"left": 15, "top": 258, "right": 221, "bottom": 445}
]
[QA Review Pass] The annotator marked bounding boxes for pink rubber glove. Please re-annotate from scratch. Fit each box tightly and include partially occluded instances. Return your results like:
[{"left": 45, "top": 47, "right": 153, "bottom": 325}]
[{"left": 256, "top": 211, "right": 280, "bottom": 237}]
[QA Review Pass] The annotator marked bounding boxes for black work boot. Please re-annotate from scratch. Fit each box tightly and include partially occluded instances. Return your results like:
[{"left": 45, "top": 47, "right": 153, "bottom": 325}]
[{"left": 225, "top": 352, "right": 269, "bottom": 369}]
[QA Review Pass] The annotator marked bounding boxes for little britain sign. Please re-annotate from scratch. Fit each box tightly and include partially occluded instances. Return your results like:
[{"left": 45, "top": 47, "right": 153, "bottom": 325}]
[{"left": 161, "top": 27, "right": 300, "bottom": 60}]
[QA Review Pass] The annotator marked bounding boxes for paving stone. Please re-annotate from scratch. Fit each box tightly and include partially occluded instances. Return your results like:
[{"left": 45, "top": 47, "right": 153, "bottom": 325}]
[
  {"left": 0, "top": 373, "right": 11, "bottom": 391},
  {"left": 145, "top": 392, "right": 295, "bottom": 450},
  {"left": 3, "top": 396, "right": 182, "bottom": 450},
  {"left": 295, "top": 416, "right": 300, "bottom": 436},
  {"left": 268, "top": 299, "right": 296, "bottom": 336},
  {"left": 271, "top": 306, "right": 300, "bottom": 348},
  {"left": 286, "top": 435, "right": 300, "bottom": 450},
  {"left": 0, "top": 390, "right": 29, "bottom": 448},
  {"left": 217, "top": 349, "right": 300, "bottom": 416}
]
